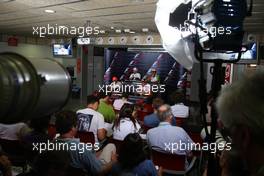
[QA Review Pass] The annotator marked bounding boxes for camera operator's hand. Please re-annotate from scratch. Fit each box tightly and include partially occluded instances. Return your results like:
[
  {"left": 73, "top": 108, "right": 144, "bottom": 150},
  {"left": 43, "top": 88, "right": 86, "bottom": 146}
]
[{"left": 0, "top": 155, "right": 12, "bottom": 176}]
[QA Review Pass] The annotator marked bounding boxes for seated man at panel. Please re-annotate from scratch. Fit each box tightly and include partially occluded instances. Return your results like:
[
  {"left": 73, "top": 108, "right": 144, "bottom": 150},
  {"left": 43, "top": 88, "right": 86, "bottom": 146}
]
[
  {"left": 110, "top": 77, "right": 122, "bottom": 92},
  {"left": 76, "top": 95, "right": 106, "bottom": 143},
  {"left": 143, "top": 98, "right": 164, "bottom": 128},
  {"left": 147, "top": 104, "right": 194, "bottom": 156},
  {"left": 129, "top": 67, "right": 141, "bottom": 81},
  {"left": 55, "top": 111, "right": 117, "bottom": 176},
  {"left": 216, "top": 71, "right": 264, "bottom": 176},
  {"left": 146, "top": 68, "right": 160, "bottom": 84},
  {"left": 97, "top": 92, "right": 116, "bottom": 124}
]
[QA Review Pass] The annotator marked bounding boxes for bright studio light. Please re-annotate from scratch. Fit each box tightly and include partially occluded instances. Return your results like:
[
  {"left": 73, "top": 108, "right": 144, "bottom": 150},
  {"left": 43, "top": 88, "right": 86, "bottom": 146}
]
[
  {"left": 155, "top": 0, "right": 195, "bottom": 70},
  {"left": 45, "top": 9, "right": 56, "bottom": 13},
  {"left": 155, "top": 0, "right": 248, "bottom": 69}
]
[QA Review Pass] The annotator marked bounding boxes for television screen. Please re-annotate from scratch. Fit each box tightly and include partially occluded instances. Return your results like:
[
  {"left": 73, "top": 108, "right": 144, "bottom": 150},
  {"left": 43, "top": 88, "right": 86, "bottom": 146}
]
[{"left": 52, "top": 43, "right": 72, "bottom": 57}]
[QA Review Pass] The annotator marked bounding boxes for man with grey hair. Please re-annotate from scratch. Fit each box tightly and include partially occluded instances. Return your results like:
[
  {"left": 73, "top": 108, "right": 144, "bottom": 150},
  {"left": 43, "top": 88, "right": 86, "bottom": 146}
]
[
  {"left": 146, "top": 104, "right": 194, "bottom": 156},
  {"left": 216, "top": 71, "right": 264, "bottom": 176},
  {"left": 129, "top": 67, "right": 141, "bottom": 81}
]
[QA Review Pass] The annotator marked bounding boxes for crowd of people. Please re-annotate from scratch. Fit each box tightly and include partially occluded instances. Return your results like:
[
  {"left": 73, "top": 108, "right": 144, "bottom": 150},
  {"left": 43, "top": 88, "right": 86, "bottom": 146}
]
[{"left": 0, "top": 71, "right": 263, "bottom": 176}]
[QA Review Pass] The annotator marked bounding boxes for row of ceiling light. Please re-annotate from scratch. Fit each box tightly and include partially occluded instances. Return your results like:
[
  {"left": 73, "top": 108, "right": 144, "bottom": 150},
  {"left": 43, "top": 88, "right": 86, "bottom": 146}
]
[
  {"left": 44, "top": 9, "right": 149, "bottom": 34},
  {"left": 111, "top": 27, "right": 149, "bottom": 34}
]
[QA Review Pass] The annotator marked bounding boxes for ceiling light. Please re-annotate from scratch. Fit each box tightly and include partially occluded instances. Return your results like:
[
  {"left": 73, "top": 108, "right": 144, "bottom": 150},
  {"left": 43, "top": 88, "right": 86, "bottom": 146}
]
[
  {"left": 142, "top": 28, "right": 149, "bottom": 32},
  {"left": 0, "top": 0, "right": 15, "bottom": 3},
  {"left": 111, "top": 27, "right": 115, "bottom": 30},
  {"left": 124, "top": 29, "right": 130, "bottom": 33},
  {"left": 130, "top": 31, "right": 136, "bottom": 34},
  {"left": 249, "top": 64, "right": 257, "bottom": 67},
  {"left": 44, "top": 9, "right": 56, "bottom": 13},
  {"left": 115, "top": 29, "right": 122, "bottom": 33},
  {"left": 130, "top": 0, "right": 144, "bottom": 2}
]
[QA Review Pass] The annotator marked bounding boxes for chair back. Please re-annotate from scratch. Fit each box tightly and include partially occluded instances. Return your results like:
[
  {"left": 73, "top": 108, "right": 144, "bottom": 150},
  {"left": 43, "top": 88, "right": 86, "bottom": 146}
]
[
  {"left": 142, "top": 125, "right": 152, "bottom": 133},
  {"left": 0, "top": 138, "right": 27, "bottom": 168},
  {"left": 137, "top": 110, "right": 148, "bottom": 122},
  {"left": 109, "top": 138, "right": 123, "bottom": 154},
  {"left": 151, "top": 149, "right": 186, "bottom": 172},
  {"left": 76, "top": 131, "right": 95, "bottom": 144},
  {"left": 66, "top": 166, "right": 86, "bottom": 176},
  {"left": 48, "top": 124, "right": 57, "bottom": 139},
  {"left": 189, "top": 133, "right": 203, "bottom": 144},
  {"left": 188, "top": 132, "right": 203, "bottom": 157},
  {"left": 175, "top": 118, "right": 186, "bottom": 127},
  {"left": 0, "top": 138, "right": 23, "bottom": 154}
]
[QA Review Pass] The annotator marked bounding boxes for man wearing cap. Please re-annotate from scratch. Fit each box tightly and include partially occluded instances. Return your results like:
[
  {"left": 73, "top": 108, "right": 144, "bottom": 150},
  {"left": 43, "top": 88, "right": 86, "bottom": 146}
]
[{"left": 110, "top": 77, "right": 122, "bottom": 92}]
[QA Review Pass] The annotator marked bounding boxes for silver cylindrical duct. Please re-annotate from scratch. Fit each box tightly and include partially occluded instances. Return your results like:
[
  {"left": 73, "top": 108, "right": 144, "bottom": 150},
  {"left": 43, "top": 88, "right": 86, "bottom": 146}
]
[{"left": 0, "top": 53, "right": 71, "bottom": 124}]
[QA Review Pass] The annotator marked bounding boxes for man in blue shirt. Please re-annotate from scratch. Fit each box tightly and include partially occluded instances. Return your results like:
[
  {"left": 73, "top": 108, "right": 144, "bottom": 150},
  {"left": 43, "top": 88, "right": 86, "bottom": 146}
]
[
  {"left": 143, "top": 98, "right": 164, "bottom": 128},
  {"left": 55, "top": 110, "right": 117, "bottom": 176},
  {"left": 147, "top": 104, "right": 194, "bottom": 155},
  {"left": 144, "top": 98, "right": 177, "bottom": 128}
]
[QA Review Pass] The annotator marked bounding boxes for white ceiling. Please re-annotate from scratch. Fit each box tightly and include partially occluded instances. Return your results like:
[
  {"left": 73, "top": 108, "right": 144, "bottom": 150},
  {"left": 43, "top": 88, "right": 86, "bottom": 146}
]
[{"left": 0, "top": 0, "right": 263, "bottom": 36}]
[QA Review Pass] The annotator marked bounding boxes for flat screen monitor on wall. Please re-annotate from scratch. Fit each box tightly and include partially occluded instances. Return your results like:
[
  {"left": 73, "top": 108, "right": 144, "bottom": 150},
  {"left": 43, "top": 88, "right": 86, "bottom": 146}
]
[{"left": 52, "top": 42, "right": 72, "bottom": 57}]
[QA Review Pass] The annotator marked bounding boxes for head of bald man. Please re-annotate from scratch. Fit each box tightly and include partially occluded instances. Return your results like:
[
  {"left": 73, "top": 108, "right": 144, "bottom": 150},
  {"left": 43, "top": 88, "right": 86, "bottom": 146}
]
[{"left": 157, "top": 104, "right": 173, "bottom": 123}]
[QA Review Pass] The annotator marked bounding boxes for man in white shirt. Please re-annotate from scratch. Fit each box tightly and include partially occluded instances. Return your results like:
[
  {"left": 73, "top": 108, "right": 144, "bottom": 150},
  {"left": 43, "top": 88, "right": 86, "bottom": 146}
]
[
  {"left": 147, "top": 68, "right": 159, "bottom": 84},
  {"left": 0, "top": 122, "right": 29, "bottom": 141},
  {"left": 129, "top": 67, "right": 141, "bottom": 81},
  {"left": 171, "top": 103, "right": 189, "bottom": 118},
  {"left": 170, "top": 91, "right": 189, "bottom": 118},
  {"left": 76, "top": 95, "right": 106, "bottom": 143}
]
